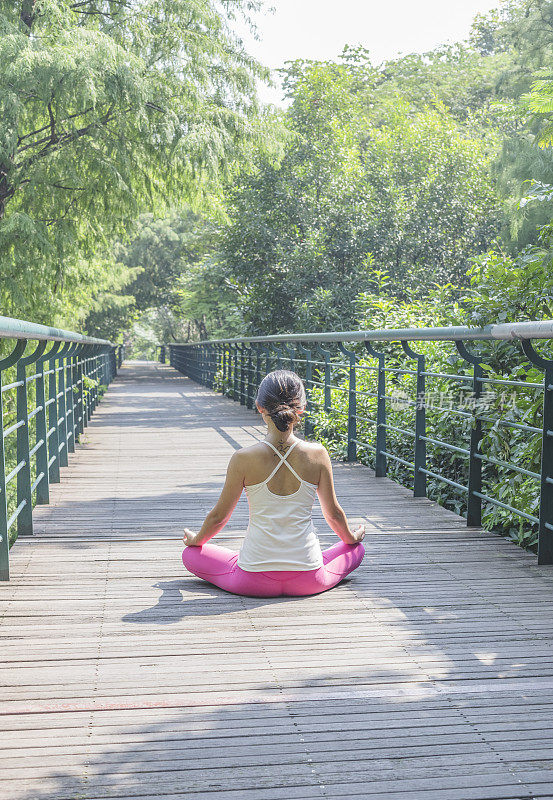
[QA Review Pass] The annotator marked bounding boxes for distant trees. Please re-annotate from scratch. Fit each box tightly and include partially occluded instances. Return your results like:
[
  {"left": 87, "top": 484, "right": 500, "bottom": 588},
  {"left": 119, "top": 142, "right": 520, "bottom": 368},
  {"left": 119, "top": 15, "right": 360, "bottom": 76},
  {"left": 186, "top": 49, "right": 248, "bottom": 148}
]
[{"left": 85, "top": 211, "right": 244, "bottom": 344}]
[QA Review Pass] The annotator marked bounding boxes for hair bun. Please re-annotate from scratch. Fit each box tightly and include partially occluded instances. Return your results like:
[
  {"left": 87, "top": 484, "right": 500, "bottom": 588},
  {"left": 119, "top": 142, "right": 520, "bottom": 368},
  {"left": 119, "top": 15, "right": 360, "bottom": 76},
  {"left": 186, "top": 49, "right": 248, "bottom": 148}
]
[
  {"left": 273, "top": 402, "right": 291, "bottom": 412},
  {"left": 269, "top": 405, "right": 297, "bottom": 432}
]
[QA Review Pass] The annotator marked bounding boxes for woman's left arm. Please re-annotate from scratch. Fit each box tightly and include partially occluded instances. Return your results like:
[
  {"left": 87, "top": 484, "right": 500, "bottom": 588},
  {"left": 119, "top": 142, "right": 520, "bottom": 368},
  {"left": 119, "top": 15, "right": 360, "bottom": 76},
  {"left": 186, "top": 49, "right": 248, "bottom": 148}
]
[{"left": 183, "top": 451, "right": 246, "bottom": 546}]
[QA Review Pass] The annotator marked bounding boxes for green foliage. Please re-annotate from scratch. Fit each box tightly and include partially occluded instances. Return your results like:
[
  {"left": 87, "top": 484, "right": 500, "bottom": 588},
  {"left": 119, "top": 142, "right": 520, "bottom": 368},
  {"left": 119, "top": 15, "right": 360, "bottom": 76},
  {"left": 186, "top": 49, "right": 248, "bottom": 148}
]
[
  {"left": 361, "top": 102, "right": 501, "bottom": 289},
  {"left": 468, "top": 0, "right": 553, "bottom": 250},
  {"left": 217, "top": 56, "right": 501, "bottom": 334},
  {"left": 85, "top": 211, "right": 221, "bottom": 339},
  {"left": 303, "top": 268, "right": 545, "bottom": 551},
  {"left": 462, "top": 238, "right": 553, "bottom": 326},
  {"left": 86, "top": 210, "right": 245, "bottom": 355},
  {"left": 0, "top": 0, "right": 266, "bottom": 328}
]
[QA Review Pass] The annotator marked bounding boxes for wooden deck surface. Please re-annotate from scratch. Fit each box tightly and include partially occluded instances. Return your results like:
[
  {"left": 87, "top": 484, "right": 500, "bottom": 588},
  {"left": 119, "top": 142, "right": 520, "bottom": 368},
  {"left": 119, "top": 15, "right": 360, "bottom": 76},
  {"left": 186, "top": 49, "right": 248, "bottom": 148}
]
[{"left": 2, "top": 360, "right": 553, "bottom": 800}]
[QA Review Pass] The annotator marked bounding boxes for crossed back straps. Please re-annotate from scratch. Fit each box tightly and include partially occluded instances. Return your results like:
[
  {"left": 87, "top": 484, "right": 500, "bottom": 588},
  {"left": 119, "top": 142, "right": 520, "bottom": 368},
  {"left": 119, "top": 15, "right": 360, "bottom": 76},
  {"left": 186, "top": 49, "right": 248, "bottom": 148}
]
[{"left": 261, "top": 440, "right": 304, "bottom": 485}]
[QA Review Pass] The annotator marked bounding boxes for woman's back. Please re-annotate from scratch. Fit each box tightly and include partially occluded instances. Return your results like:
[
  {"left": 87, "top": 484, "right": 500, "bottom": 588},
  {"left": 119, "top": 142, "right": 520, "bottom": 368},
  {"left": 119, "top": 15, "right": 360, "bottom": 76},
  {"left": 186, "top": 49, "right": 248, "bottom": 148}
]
[{"left": 236, "top": 439, "right": 325, "bottom": 572}]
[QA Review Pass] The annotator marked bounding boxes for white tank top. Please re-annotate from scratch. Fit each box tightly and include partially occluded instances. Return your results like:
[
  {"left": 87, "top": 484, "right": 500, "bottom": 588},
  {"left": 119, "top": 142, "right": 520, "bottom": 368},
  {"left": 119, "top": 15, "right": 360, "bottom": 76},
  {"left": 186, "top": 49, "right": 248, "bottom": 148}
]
[{"left": 237, "top": 440, "right": 324, "bottom": 572}]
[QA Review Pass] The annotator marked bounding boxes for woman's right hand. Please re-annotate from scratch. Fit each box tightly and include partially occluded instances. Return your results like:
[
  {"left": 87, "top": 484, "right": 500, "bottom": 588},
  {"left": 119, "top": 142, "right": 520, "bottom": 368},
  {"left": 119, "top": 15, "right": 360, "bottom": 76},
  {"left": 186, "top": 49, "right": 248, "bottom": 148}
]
[{"left": 352, "top": 525, "right": 365, "bottom": 543}]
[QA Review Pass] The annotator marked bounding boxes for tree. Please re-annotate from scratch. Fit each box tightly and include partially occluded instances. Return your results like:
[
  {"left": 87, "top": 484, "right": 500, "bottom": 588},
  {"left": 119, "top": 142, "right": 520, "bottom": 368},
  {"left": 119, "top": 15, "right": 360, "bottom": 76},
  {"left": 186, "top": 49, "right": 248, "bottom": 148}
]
[
  {"left": 468, "top": 0, "right": 553, "bottom": 250},
  {"left": 0, "top": 0, "right": 266, "bottom": 326},
  {"left": 218, "top": 58, "right": 501, "bottom": 333},
  {"left": 361, "top": 101, "right": 501, "bottom": 289}
]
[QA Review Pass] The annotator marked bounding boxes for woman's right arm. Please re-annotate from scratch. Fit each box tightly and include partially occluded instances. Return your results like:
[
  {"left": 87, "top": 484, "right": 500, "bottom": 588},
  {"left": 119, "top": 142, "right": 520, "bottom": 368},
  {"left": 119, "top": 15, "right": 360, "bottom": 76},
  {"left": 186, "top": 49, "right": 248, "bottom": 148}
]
[{"left": 316, "top": 447, "right": 365, "bottom": 544}]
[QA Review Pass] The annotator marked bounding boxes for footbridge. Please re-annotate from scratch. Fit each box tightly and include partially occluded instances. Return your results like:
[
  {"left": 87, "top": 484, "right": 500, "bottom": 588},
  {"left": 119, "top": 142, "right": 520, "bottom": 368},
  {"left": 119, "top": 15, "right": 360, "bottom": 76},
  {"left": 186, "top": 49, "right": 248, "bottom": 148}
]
[{"left": 2, "top": 317, "right": 553, "bottom": 799}]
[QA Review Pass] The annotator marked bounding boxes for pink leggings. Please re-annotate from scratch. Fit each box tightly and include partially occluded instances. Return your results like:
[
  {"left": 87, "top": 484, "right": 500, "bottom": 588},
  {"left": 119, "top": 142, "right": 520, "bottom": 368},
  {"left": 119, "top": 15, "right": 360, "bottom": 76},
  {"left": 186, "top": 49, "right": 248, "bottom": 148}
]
[{"left": 181, "top": 540, "right": 365, "bottom": 597}]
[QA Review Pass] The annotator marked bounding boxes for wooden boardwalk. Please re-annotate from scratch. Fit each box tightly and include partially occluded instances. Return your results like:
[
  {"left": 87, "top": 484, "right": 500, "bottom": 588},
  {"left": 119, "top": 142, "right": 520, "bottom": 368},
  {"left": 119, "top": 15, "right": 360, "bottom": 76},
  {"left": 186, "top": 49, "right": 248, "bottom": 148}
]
[{"left": 2, "top": 361, "right": 553, "bottom": 800}]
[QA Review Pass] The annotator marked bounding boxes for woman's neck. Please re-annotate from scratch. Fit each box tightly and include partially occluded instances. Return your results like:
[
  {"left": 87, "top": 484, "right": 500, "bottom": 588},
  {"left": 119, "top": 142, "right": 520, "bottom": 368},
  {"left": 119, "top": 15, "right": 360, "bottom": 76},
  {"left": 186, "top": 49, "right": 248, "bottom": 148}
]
[{"left": 264, "top": 422, "right": 296, "bottom": 453}]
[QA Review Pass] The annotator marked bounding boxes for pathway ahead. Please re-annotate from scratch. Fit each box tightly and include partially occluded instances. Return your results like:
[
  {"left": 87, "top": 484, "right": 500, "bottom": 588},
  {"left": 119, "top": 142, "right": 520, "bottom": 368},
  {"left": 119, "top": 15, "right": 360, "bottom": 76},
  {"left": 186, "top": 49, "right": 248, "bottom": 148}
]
[{"left": 2, "top": 362, "right": 553, "bottom": 799}]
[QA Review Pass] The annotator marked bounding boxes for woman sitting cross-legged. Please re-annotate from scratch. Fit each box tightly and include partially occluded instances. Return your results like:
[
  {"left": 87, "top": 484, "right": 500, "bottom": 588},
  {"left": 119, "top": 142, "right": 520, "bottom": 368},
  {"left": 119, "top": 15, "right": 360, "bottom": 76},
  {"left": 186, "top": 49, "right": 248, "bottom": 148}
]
[{"left": 182, "top": 369, "right": 365, "bottom": 598}]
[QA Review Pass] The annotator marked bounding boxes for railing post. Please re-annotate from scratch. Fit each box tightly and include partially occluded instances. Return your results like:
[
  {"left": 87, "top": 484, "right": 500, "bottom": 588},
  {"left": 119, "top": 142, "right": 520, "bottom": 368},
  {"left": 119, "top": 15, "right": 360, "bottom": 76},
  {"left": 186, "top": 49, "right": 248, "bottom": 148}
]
[
  {"left": 80, "top": 344, "right": 93, "bottom": 430},
  {"left": 35, "top": 342, "right": 58, "bottom": 505},
  {"left": 315, "top": 344, "right": 332, "bottom": 412},
  {"left": 283, "top": 344, "right": 295, "bottom": 371},
  {"left": 455, "top": 341, "right": 484, "bottom": 528},
  {"left": 213, "top": 344, "right": 220, "bottom": 390},
  {"left": 520, "top": 339, "right": 553, "bottom": 564},
  {"left": 222, "top": 344, "right": 228, "bottom": 393},
  {"left": 66, "top": 344, "right": 78, "bottom": 454},
  {"left": 401, "top": 341, "right": 427, "bottom": 497},
  {"left": 109, "top": 346, "right": 116, "bottom": 381},
  {"left": 16, "top": 355, "right": 33, "bottom": 535},
  {"left": 74, "top": 344, "right": 85, "bottom": 439},
  {"left": 0, "top": 340, "right": 27, "bottom": 580},
  {"left": 255, "top": 345, "right": 262, "bottom": 391},
  {"left": 297, "top": 343, "right": 313, "bottom": 438},
  {"left": 209, "top": 344, "right": 214, "bottom": 388},
  {"left": 365, "top": 341, "right": 387, "bottom": 477},
  {"left": 219, "top": 343, "right": 225, "bottom": 392},
  {"left": 338, "top": 342, "right": 356, "bottom": 462},
  {"left": 231, "top": 344, "right": 238, "bottom": 401},
  {"left": 48, "top": 344, "right": 62, "bottom": 482},
  {"left": 238, "top": 344, "right": 246, "bottom": 405},
  {"left": 86, "top": 346, "right": 95, "bottom": 419},
  {"left": 17, "top": 341, "right": 48, "bottom": 536},
  {"left": 55, "top": 343, "right": 73, "bottom": 468},
  {"left": 92, "top": 345, "right": 101, "bottom": 413},
  {"left": 246, "top": 345, "right": 254, "bottom": 409},
  {"left": 88, "top": 346, "right": 96, "bottom": 416},
  {"left": 256, "top": 344, "right": 269, "bottom": 389},
  {"left": 214, "top": 344, "right": 220, "bottom": 388}
]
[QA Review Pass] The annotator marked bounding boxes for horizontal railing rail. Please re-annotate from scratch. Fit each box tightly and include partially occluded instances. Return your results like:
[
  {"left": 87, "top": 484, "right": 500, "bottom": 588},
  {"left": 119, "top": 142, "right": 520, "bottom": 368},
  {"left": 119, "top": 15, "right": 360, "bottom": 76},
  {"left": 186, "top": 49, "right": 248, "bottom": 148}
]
[
  {"left": 165, "top": 321, "right": 553, "bottom": 565},
  {"left": 0, "top": 317, "right": 123, "bottom": 580}
]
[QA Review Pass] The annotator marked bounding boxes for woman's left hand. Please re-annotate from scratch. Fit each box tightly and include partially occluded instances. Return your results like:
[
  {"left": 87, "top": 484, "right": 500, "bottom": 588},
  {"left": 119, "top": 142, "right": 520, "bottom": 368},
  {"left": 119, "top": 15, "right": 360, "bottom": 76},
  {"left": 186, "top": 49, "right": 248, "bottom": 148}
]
[{"left": 183, "top": 528, "right": 199, "bottom": 546}]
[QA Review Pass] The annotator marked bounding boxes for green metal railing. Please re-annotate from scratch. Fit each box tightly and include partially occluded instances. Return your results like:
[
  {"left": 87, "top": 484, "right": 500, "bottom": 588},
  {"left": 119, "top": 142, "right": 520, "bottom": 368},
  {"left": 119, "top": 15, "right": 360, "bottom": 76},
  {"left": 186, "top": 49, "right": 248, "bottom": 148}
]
[
  {"left": 167, "top": 321, "right": 553, "bottom": 565},
  {"left": 0, "top": 316, "right": 121, "bottom": 580}
]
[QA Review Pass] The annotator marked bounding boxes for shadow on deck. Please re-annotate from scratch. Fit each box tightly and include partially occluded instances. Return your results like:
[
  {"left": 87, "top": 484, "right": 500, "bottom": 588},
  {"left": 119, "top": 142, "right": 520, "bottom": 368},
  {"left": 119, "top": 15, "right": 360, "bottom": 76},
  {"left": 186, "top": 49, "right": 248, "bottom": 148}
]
[{"left": 1, "top": 361, "right": 553, "bottom": 800}]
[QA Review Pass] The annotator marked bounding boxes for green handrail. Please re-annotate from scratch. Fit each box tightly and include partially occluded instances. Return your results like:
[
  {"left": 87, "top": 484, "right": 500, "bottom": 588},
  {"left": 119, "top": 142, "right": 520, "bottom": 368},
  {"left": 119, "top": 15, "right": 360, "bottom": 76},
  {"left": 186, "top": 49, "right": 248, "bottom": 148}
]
[
  {"left": 168, "top": 319, "right": 553, "bottom": 345},
  {"left": 0, "top": 317, "right": 119, "bottom": 580},
  {"left": 165, "top": 321, "right": 553, "bottom": 565}
]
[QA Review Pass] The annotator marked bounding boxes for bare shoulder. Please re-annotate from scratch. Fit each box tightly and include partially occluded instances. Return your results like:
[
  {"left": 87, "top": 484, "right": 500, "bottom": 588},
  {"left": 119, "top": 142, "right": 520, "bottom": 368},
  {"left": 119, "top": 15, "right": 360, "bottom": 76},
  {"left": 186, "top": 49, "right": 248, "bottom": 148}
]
[
  {"left": 227, "top": 446, "right": 254, "bottom": 467},
  {"left": 297, "top": 439, "right": 330, "bottom": 463},
  {"left": 232, "top": 442, "right": 267, "bottom": 465},
  {"left": 238, "top": 442, "right": 268, "bottom": 456},
  {"left": 301, "top": 439, "right": 327, "bottom": 454}
]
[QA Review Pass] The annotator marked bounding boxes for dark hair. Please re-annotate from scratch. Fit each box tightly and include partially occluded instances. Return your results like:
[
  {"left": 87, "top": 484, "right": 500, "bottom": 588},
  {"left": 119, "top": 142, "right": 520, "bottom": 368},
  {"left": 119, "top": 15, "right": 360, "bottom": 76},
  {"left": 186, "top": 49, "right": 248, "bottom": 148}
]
[{"left": 256, "top": 370, "right": 306, "bottom": 432}]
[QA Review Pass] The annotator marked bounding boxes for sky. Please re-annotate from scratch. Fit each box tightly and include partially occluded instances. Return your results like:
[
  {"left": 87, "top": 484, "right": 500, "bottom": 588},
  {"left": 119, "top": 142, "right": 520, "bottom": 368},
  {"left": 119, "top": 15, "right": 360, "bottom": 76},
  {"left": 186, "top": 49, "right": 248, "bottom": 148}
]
[{"left": 234, "top": 0, "right": 503, "bottom": 105}]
